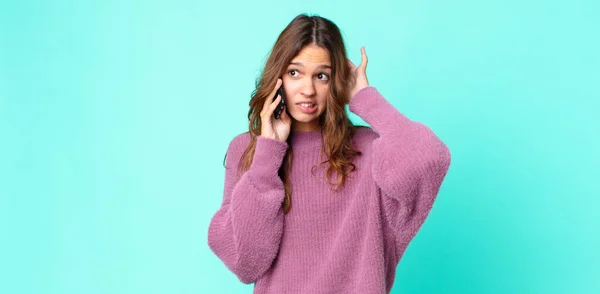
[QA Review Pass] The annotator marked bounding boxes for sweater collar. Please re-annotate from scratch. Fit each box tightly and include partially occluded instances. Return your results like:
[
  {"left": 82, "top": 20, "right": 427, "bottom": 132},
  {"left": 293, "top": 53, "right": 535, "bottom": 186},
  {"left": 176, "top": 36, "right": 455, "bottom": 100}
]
[{"left": 289, "top": 128, "right": 323, "bottom": 149}]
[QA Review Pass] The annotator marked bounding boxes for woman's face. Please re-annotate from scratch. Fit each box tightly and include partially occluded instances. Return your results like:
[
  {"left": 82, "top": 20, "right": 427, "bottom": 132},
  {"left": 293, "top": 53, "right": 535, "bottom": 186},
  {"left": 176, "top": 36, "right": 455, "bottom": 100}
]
[{"left": 282, "top": 44, "right": 331, "bottom": 132}]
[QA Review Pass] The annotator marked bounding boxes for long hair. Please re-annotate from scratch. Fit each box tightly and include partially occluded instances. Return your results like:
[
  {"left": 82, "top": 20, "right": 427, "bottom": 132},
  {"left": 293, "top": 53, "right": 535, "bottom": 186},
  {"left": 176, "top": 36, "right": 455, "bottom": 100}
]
[{"left": 237, "top": 13, "right": 362, "bottom": 214}]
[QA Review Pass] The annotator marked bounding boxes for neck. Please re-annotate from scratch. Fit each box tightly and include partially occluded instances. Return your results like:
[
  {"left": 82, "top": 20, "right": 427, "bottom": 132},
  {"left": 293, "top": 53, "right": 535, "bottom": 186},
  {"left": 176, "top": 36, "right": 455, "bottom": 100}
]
[{"left": 291, "top": 120, "right": 321, "bottom": 132}]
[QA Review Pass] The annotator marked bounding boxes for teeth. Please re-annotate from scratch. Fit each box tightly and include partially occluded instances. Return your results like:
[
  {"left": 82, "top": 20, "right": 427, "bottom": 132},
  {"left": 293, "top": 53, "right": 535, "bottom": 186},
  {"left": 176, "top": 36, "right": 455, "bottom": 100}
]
[{"left": 300, "top": 103, "right": 315, "bottom": 108}]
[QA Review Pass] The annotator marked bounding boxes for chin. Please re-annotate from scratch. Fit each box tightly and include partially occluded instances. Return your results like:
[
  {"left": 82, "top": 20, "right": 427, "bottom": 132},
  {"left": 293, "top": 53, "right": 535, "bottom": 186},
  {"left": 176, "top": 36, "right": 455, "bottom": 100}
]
[
  {"left": 290, "top": 115, "right": 314, "bottom": 123},
  {"left": 291, "top": 111, "right": 323, "bottom": 122}
]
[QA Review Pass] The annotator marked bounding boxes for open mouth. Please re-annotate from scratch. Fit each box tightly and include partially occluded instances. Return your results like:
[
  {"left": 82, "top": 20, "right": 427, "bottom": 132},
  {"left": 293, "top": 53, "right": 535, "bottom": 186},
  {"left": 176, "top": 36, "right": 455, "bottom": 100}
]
[{"left": 296, "top": 102, "right": 317, "bottom": 113}]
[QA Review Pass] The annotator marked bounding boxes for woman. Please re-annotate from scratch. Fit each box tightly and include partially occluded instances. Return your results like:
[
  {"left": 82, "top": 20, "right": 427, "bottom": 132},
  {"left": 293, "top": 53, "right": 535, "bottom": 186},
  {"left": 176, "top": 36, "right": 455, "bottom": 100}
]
[{"left": 208, "top": 13, "right": 451, "bottom": 293}]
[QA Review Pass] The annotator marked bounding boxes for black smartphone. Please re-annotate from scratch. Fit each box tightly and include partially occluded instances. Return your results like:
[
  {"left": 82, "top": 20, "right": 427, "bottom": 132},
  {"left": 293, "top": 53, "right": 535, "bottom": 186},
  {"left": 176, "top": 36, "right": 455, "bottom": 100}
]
[{"left": 273, "top": 84, "right": 286, "bottom": 119}]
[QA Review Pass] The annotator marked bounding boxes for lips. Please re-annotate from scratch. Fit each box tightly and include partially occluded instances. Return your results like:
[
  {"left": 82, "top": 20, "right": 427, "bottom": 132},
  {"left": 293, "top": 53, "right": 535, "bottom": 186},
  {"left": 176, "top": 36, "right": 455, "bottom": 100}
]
[{"left": 296, "top": 102, "right": 318, "bottom": 114}]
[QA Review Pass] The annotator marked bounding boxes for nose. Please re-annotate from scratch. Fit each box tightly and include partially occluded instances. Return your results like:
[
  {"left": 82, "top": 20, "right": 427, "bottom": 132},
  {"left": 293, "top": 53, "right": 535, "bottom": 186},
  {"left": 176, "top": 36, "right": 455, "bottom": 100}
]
[{"left": 300, "top": 78, "right": 316, "bottom": 97}]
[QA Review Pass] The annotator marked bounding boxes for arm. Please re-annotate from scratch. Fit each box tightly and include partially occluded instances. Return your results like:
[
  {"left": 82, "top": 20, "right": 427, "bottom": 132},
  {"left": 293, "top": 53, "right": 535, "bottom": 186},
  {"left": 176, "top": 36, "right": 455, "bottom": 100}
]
[
  {"left": 207, "top": 135, "right": 288, "bottom": 284},
  {"left": 349, "top": 87, "right": 452, "bottom": 245}
]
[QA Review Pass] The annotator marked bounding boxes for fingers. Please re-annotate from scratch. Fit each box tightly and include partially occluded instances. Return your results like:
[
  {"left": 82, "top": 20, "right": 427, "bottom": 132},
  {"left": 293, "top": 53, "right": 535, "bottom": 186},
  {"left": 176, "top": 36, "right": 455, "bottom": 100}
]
[
  {"left": 261, "top": 95, "right": 281, "bottom": 119},
  {"left": 261, "top": 78, "right": 282, "bottom": 117},
  {"left": 267, "top": 95, "right": 282, "bottom": 115},
  {"left": 271, "top": 78, "right": 282, "bottom": 99},
  {"left": 347, "top": 47, "right": 368, "bottom": 70}
]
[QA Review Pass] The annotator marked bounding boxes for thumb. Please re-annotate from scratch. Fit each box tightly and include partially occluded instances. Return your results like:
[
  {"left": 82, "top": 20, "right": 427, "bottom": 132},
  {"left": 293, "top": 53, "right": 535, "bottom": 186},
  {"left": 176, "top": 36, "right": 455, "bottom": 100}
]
[
  {"left": 359, "top": 46, "right": 368, "bottom": 70},
  {"left": 347, "top": 58, "right": 357, "bottom": 70}
]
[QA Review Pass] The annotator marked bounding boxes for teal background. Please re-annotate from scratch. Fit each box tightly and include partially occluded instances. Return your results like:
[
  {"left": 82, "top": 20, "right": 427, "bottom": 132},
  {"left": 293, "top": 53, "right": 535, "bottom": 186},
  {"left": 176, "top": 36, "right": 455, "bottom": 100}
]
[{"left": 1, "top": 0, "right": 599, "bottom": 293}]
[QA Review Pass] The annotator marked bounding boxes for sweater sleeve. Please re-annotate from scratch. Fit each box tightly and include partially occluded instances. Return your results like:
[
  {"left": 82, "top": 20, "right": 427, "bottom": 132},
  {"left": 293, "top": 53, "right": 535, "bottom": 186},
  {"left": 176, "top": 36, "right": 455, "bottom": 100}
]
[
  {"left": 207, "top": 134, "right": 288, "bottom": 284},
  {"left": 349, "top": 86, "right": 452, "bottom": 247}
]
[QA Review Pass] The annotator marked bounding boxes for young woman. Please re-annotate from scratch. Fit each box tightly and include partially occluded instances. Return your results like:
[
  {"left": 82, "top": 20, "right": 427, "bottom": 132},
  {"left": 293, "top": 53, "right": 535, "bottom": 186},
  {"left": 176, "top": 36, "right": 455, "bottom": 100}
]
[{"left": 208, "top": 13, "right": 451, "bottom": 293}]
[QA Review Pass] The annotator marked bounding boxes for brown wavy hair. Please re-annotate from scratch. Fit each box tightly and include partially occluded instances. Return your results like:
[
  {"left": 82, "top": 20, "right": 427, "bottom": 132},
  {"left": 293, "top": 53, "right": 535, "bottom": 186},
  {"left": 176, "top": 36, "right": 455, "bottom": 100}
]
[{"left": 236, "top": 13, "right": 362, "bottom": 214}]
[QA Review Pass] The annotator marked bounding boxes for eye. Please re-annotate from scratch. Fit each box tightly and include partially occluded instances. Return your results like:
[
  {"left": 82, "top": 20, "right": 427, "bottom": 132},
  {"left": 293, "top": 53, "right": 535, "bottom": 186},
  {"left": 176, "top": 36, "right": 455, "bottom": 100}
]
[
  {"left": 317, "top": 73, "right": 330, "bottom": 81},
  {"left": 288, "top": 70, "right": 300, "bottom": 77}
]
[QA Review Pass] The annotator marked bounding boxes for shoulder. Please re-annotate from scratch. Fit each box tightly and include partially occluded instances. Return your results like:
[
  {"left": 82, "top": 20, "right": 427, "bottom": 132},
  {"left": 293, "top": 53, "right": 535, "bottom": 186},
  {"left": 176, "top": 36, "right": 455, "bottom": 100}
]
[
  {"left": 353, "top": 125, "right": 378, "bottom": 144},
  {"left": 228, "top": 132, "right": 252, "bottom": 152},
  {"left": 349, "top": 125, "right": 378, "bottom": 155},
  {"left": 224, "top": 132, "right": 252, "bottom": 169}
]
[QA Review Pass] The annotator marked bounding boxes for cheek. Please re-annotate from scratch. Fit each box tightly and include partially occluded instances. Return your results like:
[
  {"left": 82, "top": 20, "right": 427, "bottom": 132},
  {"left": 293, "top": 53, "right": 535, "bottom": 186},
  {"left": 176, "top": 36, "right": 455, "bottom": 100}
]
[
  {"left": 317, "top": 86, "right": 329, "bottom": 105},
  {"left": 283, "top": 81, "right": 302, "bottom": 96}
]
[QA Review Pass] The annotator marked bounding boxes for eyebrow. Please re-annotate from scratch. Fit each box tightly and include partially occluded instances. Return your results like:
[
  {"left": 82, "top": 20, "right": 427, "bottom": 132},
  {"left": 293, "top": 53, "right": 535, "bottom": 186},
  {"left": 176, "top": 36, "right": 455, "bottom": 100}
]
[{"left": 289, "top": 62, "right": 331, "bottom": 69}]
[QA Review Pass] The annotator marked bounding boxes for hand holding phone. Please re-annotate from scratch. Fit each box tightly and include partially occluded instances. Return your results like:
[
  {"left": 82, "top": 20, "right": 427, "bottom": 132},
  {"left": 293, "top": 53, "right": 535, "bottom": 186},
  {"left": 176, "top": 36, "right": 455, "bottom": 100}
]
[{"left": 260, "top": 79, "right": 291, "bottom": 142}]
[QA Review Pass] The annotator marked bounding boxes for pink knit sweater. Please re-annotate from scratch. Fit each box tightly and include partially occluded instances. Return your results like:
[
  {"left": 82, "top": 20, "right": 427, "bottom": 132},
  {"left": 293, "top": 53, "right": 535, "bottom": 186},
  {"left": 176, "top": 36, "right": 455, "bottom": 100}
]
[{"left": 208, "top": 86, "right": 451, "bottom": 293}]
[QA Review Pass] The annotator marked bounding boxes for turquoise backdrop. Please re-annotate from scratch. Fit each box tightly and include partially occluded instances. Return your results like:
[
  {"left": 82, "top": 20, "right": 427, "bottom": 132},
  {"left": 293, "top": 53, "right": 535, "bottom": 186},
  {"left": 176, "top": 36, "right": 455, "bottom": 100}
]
[{"left": 1, "top": 0, "right": 598, "bottom": 293}]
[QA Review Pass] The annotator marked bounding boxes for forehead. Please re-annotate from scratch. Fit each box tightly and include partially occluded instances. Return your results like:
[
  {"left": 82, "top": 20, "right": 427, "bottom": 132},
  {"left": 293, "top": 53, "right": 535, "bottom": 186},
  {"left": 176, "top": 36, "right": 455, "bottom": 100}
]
[{"left": 290, "top": 45, "right": 331, "bottom": 67}]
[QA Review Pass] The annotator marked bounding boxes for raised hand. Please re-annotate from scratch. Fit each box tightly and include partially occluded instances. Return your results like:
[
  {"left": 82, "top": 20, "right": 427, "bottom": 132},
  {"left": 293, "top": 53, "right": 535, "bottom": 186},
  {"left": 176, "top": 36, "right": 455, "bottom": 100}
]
[
  {"left": 260, "top": 78, "right": 292, "bottom": 142},
  {"left": 346, "top": 47, "right": 370, "bottom": 103}
]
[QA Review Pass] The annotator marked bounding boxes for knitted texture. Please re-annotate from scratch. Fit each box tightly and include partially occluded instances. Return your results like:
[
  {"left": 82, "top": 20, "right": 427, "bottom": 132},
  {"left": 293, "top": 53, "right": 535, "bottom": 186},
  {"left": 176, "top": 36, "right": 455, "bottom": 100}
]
[{"left": 208, "top": 86, "right": 452, "bottom": 293}]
